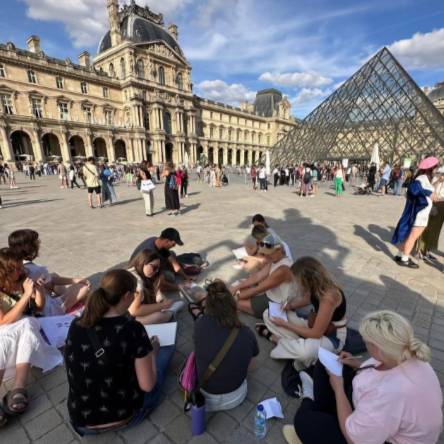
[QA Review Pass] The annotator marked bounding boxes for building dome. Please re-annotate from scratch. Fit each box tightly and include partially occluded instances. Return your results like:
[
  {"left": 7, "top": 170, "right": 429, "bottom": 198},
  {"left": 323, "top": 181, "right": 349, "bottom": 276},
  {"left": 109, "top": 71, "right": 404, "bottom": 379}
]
[
  {"left": 428, "top": 82, "right": 444, "bottom": 103},
  {"left": 254, "top": 89, "right": 283, "bottom": 117},
  {"left": 98, "top": 2, "right": 183, "bottom": 57}
]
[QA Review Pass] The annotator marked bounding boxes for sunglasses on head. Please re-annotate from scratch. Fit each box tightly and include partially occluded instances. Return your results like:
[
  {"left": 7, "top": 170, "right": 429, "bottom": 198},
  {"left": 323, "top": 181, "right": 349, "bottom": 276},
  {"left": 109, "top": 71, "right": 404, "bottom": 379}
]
[{"left": 259, "top": 241, "right": 274, "bottom": 249}]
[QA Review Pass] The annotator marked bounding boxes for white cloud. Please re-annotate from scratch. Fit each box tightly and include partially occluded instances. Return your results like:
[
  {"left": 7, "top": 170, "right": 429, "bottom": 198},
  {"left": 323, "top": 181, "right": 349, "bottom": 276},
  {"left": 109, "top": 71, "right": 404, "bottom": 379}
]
[
  {"left": 259, "top": 71, "right": 332, "bottom": 88},
  {"left": 293, "top": 88, "right": 329, "bottom": 105},
  {"left": 21, "top": 0, "right": 192, "bottom": 48},
  {"left": 388, "top": 28, "right": 444, "bottom": 70},
  {"left": 184, "top": 33, "right": 228, "bottom": 60},
  {"left": 196, "top": 80, "right": 256, "bottom": 105}
]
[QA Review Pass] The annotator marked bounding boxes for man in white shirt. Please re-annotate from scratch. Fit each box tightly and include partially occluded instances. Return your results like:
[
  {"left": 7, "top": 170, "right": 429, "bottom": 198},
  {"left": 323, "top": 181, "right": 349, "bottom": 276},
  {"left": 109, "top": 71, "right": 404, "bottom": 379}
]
[{"left": 258, "top": 165, "right": 268, "bottom": 191}]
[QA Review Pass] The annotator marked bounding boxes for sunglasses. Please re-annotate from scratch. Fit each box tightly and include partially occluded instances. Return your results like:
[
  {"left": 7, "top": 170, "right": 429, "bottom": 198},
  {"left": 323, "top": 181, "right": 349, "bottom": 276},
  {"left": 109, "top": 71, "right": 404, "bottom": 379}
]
[{"left": 259, "top": 241, "right": 274, "bottom": 249}]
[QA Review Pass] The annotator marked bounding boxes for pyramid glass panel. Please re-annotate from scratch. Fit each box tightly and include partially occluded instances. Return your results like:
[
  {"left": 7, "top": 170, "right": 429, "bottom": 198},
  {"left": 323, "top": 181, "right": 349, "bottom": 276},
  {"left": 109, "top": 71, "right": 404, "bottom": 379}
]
[{"left": 272, "top": 47, "right": 444, "bottom": 165}]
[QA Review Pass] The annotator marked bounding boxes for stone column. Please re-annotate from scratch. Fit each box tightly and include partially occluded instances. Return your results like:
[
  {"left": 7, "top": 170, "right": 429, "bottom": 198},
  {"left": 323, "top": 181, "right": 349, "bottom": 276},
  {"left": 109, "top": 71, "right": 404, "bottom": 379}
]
[
  {"left": 59, "top": 130, "right": 72, "bottom": 162},
  {"left": 84, "top": 132, "right": 94, "bottom": 158},
  {"left": 248, "top": 149, "right": 253, "bottom": 165},
  {"left": 106, "top": 136, "right": 115, "bottom": 162},
  {"left": 0, "top": 123, "right": 14, "bottom": 162},
  {"left": 31, "top": 128, "right": 44, "bottom": 162}
]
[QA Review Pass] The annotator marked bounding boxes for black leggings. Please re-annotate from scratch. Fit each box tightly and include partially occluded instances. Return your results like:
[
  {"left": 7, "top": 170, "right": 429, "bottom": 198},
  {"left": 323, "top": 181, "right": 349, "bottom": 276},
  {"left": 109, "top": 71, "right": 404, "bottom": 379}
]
[{"left": 294, "top": 361, "right": 355, "bottom": 444}]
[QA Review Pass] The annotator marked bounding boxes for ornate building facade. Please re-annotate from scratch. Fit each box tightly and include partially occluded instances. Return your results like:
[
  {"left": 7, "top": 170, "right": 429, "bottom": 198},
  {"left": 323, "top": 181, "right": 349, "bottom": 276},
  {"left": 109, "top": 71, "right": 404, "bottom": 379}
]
[{"left": 0, "top": 0, "right": 299, "bottom": 165}]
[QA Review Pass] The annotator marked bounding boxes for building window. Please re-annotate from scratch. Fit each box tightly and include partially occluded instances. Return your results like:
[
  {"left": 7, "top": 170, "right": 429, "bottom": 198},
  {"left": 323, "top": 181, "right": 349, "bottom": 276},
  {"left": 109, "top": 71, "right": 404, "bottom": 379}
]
[
  {"left": 27, "top": 69, "right": 37, "bottom": 84},
  {"left": 59, "top": 102, "right": 69, "bottom": 120},
  {"left": 219, "top": 127, "right": 223, "bottom": 139},
  {"left": 81, "top": 82, "right": 88, "bottom": 94},
  {"left": 105, "top": 110, "right": 113, "bottom": 126},
  {"left": 158, "top": 66, "right": 165, "bottom": 85},
  {"left": 56, "top": 76, "right": 64, "bottom": 89},
  {"left": 1, "top": 94, "right": 13, "bottom": 115},
  {"left": 258, "top": 134, "right": 262, "bottom": 144},
  {"left": 103, "top": 87, "right": 109, "bottom": 98},
  {"left": 210, "top": 126, "right": 214, "bottom": 138},
  {"left": 109, "top": 63, "right": 115, "bottom": 77},
  {"left": 31, "top": 98, "right": 43, "bottom": 118},
  {"left": 83, "top": 106, "right": 92, "bottom": 123},
  {"left": 120, "top": 58, "right": 126, "bottom": 79},
  {"left": 176, "top": 73, "right": 183, "bottom": 90},
  {"left": 137, "top": 59, "right": 144, "bottom": 79},
  {"left": 210, "top": 111, "right": 213, "bottom": 119},
  {"left": 164, "top": 111, "right": 172, "bottom": 134},
  {"left": 267, "top": 135, "right": 270, "bottom": 145},
  {"left": 0, "top": 64, "right": 5, "bottom": 78}
]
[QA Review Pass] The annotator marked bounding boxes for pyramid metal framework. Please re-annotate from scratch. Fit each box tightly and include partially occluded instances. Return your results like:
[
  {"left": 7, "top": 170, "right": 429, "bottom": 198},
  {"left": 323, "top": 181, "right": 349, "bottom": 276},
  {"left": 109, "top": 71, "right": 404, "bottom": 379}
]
[{"left": 271, "top": 47, "right": 444, "bottom": 166}]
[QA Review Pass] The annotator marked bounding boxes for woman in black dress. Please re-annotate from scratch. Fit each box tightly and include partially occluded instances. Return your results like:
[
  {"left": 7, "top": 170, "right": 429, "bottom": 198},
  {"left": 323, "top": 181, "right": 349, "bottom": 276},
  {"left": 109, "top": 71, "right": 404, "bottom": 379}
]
[{"left": 163, "top": 164, "right": 180, "bottom": 216}]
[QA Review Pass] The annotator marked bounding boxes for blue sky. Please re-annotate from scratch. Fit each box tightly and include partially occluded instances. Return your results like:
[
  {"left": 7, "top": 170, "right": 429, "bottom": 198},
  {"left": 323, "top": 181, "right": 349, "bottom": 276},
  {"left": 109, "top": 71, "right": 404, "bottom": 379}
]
[{"left": 2, "top": 0, "right": 444, "bottom": 117}]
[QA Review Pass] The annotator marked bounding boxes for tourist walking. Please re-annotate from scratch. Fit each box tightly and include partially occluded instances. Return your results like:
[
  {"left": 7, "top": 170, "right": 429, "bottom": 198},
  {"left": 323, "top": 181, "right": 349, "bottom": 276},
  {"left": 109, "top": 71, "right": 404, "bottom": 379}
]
[
  {"left": 392, "top": 156, "right": 439, "bottom": 268},
  {"left": 6, "top": 165, "right": 17, "bottom": 189},
  {"left": 251, "top": 166, "right": 257, "bottom": 190},
  {"left": 57, "top": 161, "right": 68, "bottom": 189},
  {"left": 29, "top": 163, "right": 36, "bottom": 181},
  {"left": 258, "top": 164, "right": 267, "bottom": 191},
  {"left": 69, "top": 165, "right": 81, "bottom": 189},
  {"left": 0, "top": 162, "right": 6, "bottom": 185},
  {"left": 138, "top": 167, "right": 155, "bottom": 217},
  {"left": 100, "top": 163, "right": 117, "bottom": 206},
  {"left": 335, "top": 165, "right": 344, "bottom": 197},
  {"left": 273, "top": 167, "right": 279, "bottom": 187},
  {"left": 367, "top": 162, "right": 377, "bottom": 191},
  {"left": 180, "top": 167, "right": 189, "bottom": 198},
  {"left": 82, "top": 157, "right": 102, "bottom": 209},
  {"left": 163, "top": 164, "right": 180, "bottom": 215}
]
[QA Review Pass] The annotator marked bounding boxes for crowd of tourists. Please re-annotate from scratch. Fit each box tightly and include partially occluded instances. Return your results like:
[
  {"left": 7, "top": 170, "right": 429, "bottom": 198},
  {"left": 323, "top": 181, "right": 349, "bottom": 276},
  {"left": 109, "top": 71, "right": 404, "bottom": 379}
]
[{"left": 0, "top": 209, "right": 443, "bottom": 443}]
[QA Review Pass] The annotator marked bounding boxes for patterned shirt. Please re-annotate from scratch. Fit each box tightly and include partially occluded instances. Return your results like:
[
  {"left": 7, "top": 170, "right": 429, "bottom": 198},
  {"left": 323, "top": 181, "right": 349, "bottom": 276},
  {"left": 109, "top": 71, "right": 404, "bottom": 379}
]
[{"left": 65, "top": 315, "right": 152, "bottom": 427}]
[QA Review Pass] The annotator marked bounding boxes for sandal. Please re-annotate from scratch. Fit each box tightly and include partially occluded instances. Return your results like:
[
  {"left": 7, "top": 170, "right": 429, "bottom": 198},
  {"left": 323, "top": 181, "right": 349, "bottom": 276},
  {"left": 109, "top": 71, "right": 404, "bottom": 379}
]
[
  {"left": 3, "top": 388, "right": 29, "bottom": 415},
  {"left": 0, "top": 405, "right": 8, "bottom": 428},
  {"left": 255, "top": 323, "right": 273, "bottom": 341}
]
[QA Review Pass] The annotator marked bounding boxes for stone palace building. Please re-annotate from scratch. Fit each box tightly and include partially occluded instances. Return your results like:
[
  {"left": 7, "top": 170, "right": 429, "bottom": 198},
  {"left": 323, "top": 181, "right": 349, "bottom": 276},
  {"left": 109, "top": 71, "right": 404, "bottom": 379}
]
[{"left": 0, "top": 0, "right": 299, "bottom": 165}]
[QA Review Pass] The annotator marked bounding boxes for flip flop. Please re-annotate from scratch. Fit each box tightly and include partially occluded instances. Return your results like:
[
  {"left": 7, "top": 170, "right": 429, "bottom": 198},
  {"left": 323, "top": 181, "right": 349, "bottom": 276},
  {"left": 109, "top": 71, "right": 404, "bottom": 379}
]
[{"left": 255, "top": 323, "right": 273, "bottom": 341}]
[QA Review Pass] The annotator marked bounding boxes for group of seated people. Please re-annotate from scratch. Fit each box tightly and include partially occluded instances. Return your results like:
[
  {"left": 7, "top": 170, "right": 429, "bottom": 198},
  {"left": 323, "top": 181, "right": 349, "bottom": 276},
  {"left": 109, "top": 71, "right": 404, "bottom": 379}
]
[{"left": 0, "top": 218, "right": 442, "bottom": 443}]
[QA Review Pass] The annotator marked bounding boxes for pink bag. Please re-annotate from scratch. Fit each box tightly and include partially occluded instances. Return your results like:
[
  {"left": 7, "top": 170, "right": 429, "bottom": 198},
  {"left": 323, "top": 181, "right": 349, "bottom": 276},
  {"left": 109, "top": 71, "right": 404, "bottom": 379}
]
[{"left": 179, "top": 352, "right": 197, "bottom": 396}]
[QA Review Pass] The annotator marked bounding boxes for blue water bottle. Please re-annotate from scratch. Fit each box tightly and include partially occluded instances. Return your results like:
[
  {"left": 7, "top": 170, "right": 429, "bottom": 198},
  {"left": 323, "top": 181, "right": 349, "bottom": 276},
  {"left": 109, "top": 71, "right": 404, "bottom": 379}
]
[{"left": 254, "top": 404, "right": 267, "bottom": 439}]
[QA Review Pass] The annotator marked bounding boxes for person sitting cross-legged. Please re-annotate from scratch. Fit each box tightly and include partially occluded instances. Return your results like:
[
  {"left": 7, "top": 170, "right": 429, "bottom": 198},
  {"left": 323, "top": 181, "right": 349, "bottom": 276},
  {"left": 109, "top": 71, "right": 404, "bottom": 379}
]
[
  {"left": 193, "top": 280, "right": 259, "bottom": 412},
  {"left": 259, "top": 256, "right": 347, "bottom": 369},
  {"left": 65, "top": 269, "right": 174, "bottom": 436},
  {"left": 231, "top": 233, "right": 297, "bottom": 319},
  {"left": 127, "top": 249, "right": 184, "bottom": 324},
  {"left": 282, "top": 311, "right": 443, "bottom": 444},
  {"left": 0, "top": 248, "right": 62, "bottom": 427}
]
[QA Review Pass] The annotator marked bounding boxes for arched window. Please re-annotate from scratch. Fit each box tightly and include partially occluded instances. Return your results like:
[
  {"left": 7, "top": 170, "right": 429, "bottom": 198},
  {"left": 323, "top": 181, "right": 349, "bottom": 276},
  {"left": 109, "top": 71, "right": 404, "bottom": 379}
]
[
  {"left": 120, "top": 58, "right": 126, "bottom": 79},
  {"left": 158, "top": 66, "right": 165, "bottom": 85},
  {"left": 176, "top": 73, "right": 183, "bottom": 90},
  {"left": 137, "top": 59, "right": 144, "bottom": 79},
  {"left": 109, "top": 63, "right": 115, "bottom": 77}
]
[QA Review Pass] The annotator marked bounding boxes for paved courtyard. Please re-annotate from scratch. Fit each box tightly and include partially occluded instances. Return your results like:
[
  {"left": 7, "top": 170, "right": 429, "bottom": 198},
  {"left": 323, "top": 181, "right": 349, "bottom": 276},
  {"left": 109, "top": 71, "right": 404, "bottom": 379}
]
[{"left": 0, "top": 173, "right": 444, "bottom": 444}]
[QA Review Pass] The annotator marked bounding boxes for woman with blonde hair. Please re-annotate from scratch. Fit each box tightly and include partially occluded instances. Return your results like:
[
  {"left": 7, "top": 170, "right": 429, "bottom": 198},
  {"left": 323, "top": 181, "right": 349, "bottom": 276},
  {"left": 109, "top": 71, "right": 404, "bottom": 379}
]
[
  {"left": 259, "top": 256, "right": 347, "bottom": 369},
  {"left": 282, "top": 310, "right": 442, "bottom": 444}
]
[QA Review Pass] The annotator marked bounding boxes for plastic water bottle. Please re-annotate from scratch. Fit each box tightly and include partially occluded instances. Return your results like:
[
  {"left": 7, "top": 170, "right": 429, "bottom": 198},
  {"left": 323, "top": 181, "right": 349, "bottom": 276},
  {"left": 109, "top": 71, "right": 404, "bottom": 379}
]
[{"left": 254, "top": 404, "right": 267, "bottom": 439}]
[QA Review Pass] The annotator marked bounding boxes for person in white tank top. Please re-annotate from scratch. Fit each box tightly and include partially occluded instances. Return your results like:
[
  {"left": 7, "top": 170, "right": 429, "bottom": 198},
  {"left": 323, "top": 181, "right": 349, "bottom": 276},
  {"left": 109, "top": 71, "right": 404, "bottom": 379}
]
[{"left": 230, "top": 233, "right": 296, "bottom": 319}]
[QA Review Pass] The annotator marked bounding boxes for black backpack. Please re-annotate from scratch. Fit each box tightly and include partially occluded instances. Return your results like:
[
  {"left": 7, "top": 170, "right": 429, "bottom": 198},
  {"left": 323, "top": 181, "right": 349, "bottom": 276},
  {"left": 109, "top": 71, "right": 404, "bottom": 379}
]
[{"left": 303, "top": 171, "right": 311, "bottom": 184}]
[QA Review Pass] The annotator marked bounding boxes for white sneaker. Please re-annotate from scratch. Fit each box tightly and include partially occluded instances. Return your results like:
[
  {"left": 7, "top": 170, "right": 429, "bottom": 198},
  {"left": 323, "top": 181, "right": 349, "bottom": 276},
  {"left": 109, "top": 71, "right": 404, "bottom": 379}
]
[{"left": 299, "top": 371, "right": 314, "bottom": 400}]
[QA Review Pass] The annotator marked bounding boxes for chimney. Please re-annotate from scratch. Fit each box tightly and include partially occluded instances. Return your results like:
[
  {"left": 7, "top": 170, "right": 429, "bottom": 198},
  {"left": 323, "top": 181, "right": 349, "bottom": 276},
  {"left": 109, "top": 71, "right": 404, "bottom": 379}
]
[
  {"left": 78, "top": 51, "right": 90, "bottom": 67},
  {"left": 168, "top": 23, "right": 178, "bottom": 41},
  {"left": 27, "top": 35, "right": 41, "bottom": 53},
  {"left": 107, "top": 0, "right": 122, "bottom": 47}
]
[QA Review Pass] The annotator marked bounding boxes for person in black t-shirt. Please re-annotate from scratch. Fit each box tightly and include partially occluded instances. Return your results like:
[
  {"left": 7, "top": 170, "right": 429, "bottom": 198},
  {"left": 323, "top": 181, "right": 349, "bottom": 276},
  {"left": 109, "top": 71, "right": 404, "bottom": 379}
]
[
  {"left": 65, "top": 269, "right": 174, "bottom": 436},
  {"left": 194, "top": 280, "right": 259, "bottom": 412}
]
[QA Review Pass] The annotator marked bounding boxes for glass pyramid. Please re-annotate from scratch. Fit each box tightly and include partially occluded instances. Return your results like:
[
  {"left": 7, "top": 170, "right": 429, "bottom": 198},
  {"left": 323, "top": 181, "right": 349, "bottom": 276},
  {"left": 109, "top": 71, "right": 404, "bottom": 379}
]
[{"left": 271, "top": 47, "right": 444, "bottom": 165}]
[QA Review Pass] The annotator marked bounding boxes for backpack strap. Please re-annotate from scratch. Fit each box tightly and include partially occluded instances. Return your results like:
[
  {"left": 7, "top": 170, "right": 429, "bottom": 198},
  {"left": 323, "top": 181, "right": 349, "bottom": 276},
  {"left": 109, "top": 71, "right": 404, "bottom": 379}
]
[{"left": 198, "top": 328, "right": 240, "bottom": 389}]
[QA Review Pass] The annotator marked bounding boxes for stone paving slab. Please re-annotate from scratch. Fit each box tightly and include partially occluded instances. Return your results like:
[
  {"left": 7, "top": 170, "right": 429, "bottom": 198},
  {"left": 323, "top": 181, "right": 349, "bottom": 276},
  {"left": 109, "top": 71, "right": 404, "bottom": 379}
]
[{"left": 0, "top": 174, "right": 443, "bottom": 443}]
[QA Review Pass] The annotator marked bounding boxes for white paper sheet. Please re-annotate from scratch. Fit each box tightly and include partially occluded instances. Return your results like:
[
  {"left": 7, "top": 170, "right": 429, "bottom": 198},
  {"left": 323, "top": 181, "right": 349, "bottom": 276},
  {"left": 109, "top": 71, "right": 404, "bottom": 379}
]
[
  {"left": 268, "top": 302, "right": 288, "bottom": 321},
  {"left": 145, "top": 322, "right": 177, "bottom": 346},
  {"left": 38, "top": 315, "right": 75, "bottom": 348},
  {"left": 318, "top": 347, "right": 343, "bottom": 376},
  {"left": 232, "top": 247, "right": 248, "bottom": 260},
  {"left": 259, "top": 397, "right": 284, "bottom": 419}
]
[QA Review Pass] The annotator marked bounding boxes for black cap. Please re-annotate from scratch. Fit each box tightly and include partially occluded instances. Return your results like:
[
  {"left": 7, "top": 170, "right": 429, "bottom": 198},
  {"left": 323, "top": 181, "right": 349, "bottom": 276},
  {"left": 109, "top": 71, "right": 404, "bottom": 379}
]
[{"left": 160, "top": 228, "right": 183, "bottom": 246}]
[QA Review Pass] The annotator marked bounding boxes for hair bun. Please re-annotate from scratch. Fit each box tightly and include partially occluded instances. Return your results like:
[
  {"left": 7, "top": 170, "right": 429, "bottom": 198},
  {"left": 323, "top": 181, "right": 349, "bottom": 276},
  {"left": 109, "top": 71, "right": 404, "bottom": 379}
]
[{"left": 409, "top": 337, "right": 431, "bottom": 362}]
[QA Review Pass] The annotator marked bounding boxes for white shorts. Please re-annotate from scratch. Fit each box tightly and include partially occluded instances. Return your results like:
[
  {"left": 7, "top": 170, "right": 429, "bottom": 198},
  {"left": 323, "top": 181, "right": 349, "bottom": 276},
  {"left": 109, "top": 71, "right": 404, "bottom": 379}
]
[{"left": 414, "top": 206, "right": 432, "bottom": 227}]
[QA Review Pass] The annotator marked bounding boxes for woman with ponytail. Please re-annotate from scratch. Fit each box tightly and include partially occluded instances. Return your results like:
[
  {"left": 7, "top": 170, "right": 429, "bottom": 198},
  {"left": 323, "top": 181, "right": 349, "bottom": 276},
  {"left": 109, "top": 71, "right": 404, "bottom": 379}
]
[
  {"left": 65, "top": 269, "right": 174, "bottom": 436},
  {"left": 282, "top": 310, "right": 442, "bottom": 444}
]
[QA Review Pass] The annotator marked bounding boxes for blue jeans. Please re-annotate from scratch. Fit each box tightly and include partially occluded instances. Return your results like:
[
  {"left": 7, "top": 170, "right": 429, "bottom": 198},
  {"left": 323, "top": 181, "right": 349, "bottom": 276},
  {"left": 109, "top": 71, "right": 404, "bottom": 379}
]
[
  {"left": 393, "top": 179, "right": 403, "bottom": 195},
  {"left": 73, "top": 345, "right": 175, "bottom": 436}
]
